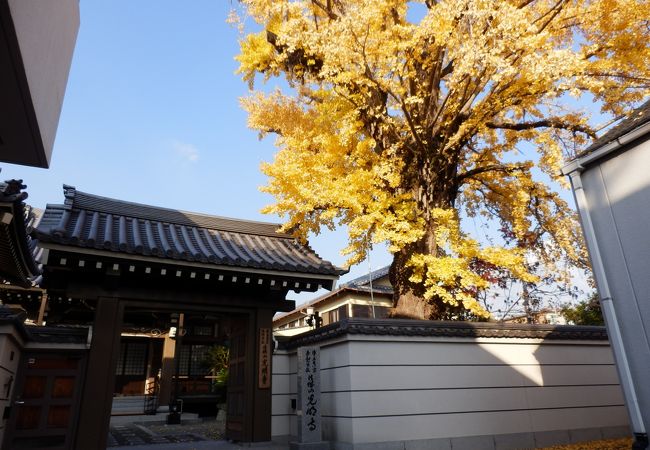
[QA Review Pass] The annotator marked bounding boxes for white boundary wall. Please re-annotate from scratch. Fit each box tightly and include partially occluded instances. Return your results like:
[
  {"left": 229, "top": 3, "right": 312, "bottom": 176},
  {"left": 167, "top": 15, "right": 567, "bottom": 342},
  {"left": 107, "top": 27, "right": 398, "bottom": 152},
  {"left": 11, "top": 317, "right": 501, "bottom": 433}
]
[
  {"left": 272, "top": 321, "right": 629, "bottom": 449},
  {"left": 0, "top": 323, "right": 24, "bottom": 445}
]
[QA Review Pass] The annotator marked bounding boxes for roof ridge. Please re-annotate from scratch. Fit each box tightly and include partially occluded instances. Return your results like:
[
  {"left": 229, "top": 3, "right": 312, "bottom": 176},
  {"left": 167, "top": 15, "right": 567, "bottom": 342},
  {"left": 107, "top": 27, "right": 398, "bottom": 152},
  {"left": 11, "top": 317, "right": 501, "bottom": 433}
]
[{"left": 61, "top": 185, "right": 291, "bottom": 238}]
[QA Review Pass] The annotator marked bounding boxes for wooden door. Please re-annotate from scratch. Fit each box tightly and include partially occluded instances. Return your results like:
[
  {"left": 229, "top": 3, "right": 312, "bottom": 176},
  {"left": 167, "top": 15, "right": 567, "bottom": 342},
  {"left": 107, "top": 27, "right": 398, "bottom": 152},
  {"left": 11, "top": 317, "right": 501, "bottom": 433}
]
[
  {"left": 225, "top": 317, "right": 248, "bottom": 441},
  {"left": 3, "top": 353, "right": 86, "bottom": 450}
]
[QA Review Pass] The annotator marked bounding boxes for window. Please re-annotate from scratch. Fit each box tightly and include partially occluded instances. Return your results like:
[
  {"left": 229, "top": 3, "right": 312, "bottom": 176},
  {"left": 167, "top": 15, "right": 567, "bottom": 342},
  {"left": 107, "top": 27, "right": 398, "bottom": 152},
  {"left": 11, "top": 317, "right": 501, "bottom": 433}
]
[
  {"left": 351, "top": 305, "right": 390, "bottom": 318},
  {"left": 322, "top": 305, "right": 348, "bottom": 325},
  {"left": 178, "top": 344, "right": 211, "bottom": 376},
  {"left": 115, "top": 341, "right": 147, "bottom": 376},
  {"left": 375, "top": 306, "right": 390, "bottom": 318},
  {"left": 193, "top": 325, "right": 214, "bottom": 336},
  {"left": 321, "top": 310, "right": 331, "bottom": 326},
  {"left": 351, "top": 304, "right": 371, "bottom": 318}
]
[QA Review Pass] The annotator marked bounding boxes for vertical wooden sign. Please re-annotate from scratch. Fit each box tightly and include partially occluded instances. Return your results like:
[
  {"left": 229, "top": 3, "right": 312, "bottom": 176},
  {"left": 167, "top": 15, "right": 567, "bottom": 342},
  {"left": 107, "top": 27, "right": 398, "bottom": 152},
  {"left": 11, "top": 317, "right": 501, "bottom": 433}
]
[{"left": 258, "top": 328, "right": 271, "bottom": 389}]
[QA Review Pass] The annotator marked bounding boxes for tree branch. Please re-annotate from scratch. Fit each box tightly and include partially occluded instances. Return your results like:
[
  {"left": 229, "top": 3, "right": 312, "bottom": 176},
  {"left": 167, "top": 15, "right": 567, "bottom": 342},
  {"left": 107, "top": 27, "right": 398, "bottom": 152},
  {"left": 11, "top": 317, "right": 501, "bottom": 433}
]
[
  {"left": 458, "top": 163, "right": 529, "bottom": 183},
  {"left": 486, "top": 119, "right": 597, "bottom": 138},
  {"left": 311, "top": 0, "right": 338, "bottom": 20}
]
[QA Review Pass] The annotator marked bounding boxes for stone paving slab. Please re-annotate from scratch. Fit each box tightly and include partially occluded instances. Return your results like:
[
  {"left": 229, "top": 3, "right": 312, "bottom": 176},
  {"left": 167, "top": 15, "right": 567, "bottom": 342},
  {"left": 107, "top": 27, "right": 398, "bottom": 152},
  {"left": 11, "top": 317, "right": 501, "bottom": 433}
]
[
  {"left": 109, "top": 439, "right": 288, "bottom": 450},
  {"left": 108, "top": 423, "right": 206, "bottom": 447}
]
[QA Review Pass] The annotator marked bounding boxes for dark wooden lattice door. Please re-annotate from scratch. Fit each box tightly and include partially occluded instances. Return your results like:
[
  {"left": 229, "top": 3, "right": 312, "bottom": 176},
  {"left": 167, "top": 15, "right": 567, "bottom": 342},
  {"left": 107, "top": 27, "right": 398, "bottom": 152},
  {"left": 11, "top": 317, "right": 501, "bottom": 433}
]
[
  {"left": 225, "top": 317, "right": 248, "bottom": 441},
  {"left": 3, "top": 353, "right": 86, "bottom": 450}
]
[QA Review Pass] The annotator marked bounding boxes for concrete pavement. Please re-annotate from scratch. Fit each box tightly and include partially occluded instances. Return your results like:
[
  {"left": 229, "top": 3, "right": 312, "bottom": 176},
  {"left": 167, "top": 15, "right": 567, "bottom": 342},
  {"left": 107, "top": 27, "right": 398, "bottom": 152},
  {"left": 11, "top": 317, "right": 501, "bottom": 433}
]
[
  {"left": 108, "top": 412, "right": 289, "bottom": 450},
  {"left": 109, "top": 439, "right": 289, "bottom": 450}
]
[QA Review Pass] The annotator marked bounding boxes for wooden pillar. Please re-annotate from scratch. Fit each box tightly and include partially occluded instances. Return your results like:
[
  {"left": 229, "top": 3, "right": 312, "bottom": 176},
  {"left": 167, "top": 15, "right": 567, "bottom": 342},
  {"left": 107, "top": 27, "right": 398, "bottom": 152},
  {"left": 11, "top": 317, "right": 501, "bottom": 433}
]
[
  {"left": 158, "top": 333, "right": 176, "bottom": 405},
  {"left": 251, "top": 308, "right": 274, "bottom": 442},
  {"left": 75, "top": 298, "right": 123, "bottom": 450},
  {"left": 144, "top": 338, "right": 156, "bottom": 396},
  {"left": 36, "top": 292, "right": 48, "bottom": 325}
]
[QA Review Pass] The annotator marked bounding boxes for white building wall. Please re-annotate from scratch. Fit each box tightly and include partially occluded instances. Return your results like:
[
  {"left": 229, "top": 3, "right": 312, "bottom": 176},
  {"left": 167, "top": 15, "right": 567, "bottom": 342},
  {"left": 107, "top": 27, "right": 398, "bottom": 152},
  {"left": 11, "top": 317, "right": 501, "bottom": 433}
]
[
  {"left": 0, "top": 325, "right": 24, "bottom": 444},
  {"left": 272, "top": 331, "right": 628, "bottom": 448},
  {"left": 8, "top": 0, "right": 80, "bottom": 165},
  {"left": 578, "top": 135, "right": 650, "bottom": 433}
]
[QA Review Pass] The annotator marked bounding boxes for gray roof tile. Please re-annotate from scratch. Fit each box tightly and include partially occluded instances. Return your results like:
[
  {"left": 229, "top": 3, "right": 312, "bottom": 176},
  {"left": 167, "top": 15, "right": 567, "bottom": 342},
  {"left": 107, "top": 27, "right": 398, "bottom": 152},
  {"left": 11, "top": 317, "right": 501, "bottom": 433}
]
[
  {"left": 281, "top": 318, "right": 609, "bottom": 349},
  {"left": 584, "top": 99, "right": 650, "bottom": 153},
  {"left": 36, "top": 185, "right": 343, "bottom": 277},
  {"left": 342, "top": 265, "right": 390, "bottom": 288}
]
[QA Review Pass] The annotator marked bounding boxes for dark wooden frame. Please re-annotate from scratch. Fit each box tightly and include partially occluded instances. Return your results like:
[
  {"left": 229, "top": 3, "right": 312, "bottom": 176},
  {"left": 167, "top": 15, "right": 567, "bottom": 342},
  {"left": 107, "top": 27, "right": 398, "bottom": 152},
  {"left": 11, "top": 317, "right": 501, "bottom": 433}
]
[
  {"left": 71, "top": 296, "right": 276, "bottom": 449},
  {"left": 3, "top": 349, "right": 87, "bottom": 450}
]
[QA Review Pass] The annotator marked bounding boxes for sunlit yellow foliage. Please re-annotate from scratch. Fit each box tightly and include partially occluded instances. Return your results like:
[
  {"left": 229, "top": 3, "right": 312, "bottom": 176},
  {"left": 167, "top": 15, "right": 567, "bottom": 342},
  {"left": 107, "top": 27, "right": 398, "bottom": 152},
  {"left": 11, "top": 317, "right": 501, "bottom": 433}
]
[{"left": 235, "top": 0, "right": 650, "bottom": 318}]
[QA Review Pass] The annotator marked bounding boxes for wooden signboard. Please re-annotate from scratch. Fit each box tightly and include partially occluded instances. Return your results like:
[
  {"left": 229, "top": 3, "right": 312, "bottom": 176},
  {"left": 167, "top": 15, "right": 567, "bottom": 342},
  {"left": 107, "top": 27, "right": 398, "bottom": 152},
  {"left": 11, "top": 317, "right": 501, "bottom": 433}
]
[{"left": 258, "top": 328, "right": 271, "bottom": 389}]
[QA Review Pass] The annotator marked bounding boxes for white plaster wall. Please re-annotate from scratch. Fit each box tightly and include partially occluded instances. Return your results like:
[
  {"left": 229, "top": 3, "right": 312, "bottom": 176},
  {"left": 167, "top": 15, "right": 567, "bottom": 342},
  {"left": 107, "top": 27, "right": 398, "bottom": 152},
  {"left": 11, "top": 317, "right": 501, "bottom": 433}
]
[
  {"left": 272, "top": 333, "right": 627, "bottom": 446},
  {"left": 0, "top": 326, "right": 23, "bottom": 444}
]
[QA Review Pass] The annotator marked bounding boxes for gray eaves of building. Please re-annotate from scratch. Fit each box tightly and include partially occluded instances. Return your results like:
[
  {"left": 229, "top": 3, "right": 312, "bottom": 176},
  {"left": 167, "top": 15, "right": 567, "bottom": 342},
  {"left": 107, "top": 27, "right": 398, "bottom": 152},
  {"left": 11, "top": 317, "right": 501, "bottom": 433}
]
[
  {"left": 563, "top": 99, "right": 650, "bottom": 173},
  {"left": 36, "top": 185, "right": 344, "bottom": 277}
]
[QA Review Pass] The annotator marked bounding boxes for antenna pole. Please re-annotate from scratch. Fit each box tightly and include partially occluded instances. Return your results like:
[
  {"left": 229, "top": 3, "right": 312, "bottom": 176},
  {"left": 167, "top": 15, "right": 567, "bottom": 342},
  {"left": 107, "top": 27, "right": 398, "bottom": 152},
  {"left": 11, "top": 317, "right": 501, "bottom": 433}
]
[{"left": 367, "top": 242, "right": 376, "bottom": 319}]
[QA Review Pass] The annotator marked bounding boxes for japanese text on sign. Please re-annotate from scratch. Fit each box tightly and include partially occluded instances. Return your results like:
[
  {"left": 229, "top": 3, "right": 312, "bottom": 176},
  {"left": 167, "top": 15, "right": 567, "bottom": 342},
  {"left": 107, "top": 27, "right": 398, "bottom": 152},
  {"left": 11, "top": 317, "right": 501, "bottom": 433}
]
[{"left": 258, "top": 328, "right": 271, "bottom": 389}]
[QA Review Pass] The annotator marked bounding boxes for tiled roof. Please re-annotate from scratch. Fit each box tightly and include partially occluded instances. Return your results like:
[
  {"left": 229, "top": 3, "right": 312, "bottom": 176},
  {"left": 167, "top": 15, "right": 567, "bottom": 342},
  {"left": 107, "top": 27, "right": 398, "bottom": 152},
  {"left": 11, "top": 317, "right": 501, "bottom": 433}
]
[
  {"left": 281, "top": 318, "right": 609, "bottom": 349},
  {"left": 584, "top": 99, "right": 650, "bottom": 153},
  {"left": 342, "top": 265, "right": 391, "bottom": 288},
  {"left": 27, "top": 325, "right": 89, "bottom": 344},
  {"left": 35, "top": 185, "right": 343, "bottom": 277},
  {"left": 0, "top": 179, "right": 42, "bottom": 287}
]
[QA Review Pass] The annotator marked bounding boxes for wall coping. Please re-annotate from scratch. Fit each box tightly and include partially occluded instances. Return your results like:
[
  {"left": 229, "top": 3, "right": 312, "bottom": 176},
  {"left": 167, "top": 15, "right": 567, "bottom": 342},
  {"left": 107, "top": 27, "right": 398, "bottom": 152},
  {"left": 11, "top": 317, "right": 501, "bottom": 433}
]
[{"left": 279, "top": 318, "right": 608, "bottom": 349}]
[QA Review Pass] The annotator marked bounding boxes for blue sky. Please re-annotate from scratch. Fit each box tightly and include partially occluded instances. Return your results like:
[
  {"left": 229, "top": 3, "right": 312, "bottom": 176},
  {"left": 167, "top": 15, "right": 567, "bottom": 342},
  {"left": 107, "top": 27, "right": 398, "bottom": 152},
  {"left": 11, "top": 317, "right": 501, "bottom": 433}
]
[{"left": 1, "top": 1, "right": 393, "bottom": 303}]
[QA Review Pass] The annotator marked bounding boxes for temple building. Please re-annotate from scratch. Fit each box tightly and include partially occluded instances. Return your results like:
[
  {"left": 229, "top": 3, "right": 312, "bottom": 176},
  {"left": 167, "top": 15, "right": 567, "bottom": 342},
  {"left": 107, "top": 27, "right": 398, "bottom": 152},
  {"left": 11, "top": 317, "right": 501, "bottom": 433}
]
[{"left": 0, "top": 183, "right": 343, "bottom": 449}]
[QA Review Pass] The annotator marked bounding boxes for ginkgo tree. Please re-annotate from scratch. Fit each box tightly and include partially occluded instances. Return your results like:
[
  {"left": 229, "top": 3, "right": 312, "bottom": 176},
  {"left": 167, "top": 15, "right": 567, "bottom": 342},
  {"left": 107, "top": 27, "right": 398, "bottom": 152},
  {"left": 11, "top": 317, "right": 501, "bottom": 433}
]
[{"left": 234, "top": 0, "right": 650, "bottom": 319}]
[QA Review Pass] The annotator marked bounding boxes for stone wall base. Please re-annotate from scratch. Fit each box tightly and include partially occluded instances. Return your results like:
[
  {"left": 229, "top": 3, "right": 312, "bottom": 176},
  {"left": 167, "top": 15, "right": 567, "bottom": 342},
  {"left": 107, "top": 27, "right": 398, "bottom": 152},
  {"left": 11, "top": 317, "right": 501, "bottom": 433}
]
[
  {"left": 290, "top": 441, "right": 330, "bottom": 450},
  {"left": 275, "top": 425, "right": 631, "bottom": 450}
]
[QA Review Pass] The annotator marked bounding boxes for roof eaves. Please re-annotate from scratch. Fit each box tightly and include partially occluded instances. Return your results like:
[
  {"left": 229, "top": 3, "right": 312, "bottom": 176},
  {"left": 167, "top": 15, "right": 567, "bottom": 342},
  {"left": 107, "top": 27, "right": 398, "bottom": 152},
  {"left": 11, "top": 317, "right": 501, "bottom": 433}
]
[
  {"left": 563, "top": 99, "right": 650, "bottom": 174},
  {"left": 343, "top": 265, "right": 390, "bottom": 287}
]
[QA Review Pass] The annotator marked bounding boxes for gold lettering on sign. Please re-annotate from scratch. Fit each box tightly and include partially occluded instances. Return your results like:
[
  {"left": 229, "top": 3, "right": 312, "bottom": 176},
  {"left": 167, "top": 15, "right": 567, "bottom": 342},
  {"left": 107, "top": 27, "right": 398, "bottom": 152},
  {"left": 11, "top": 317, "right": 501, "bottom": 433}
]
[{"left": 258, "top": 328, "right": 271, "bottom": 389}]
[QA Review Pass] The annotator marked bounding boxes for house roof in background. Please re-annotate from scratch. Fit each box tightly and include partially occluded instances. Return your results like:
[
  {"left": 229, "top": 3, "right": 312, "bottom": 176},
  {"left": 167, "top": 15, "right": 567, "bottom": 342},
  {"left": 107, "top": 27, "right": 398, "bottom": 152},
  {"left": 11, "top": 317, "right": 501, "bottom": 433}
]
[
  {"left": 274, "top": 265, "right": 393, "bottom": 324},
  {"left": 36, "top": 185, "right": 343, "bottom": 277},
  {"left": 342, "top": 265, "right": 391, "bottom": 288}
]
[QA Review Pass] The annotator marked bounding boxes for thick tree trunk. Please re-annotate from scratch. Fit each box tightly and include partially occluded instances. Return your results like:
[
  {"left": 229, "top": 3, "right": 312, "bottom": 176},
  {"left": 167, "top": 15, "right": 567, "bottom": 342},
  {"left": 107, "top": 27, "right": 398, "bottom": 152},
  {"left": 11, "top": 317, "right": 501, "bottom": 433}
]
[
  {"left": 389, "top": 144, "right": 461, "bottom": 320},
  {"left": 389, "top": 227, "right": 440, "bottom": 320}
]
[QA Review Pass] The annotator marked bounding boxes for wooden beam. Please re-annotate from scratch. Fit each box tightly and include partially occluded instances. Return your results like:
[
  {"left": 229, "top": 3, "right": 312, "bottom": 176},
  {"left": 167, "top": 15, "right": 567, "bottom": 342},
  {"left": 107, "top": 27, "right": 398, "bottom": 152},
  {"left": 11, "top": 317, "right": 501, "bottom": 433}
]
[
  {"left": 36, "top": 292, "right": 48, "bottom": 325},
  {"left": 158, "top": 333, "right": 176, "bottom": 405},
  {"left": 63, "top": 282, "right": 295, "bottom": 312},
  {"left": 252, "top": 309, "right": 274, "bottom": 441}
]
